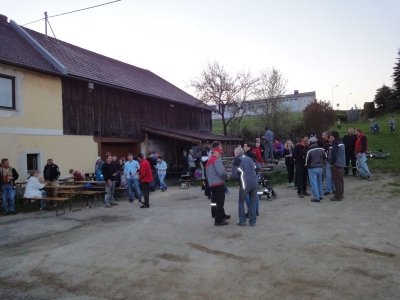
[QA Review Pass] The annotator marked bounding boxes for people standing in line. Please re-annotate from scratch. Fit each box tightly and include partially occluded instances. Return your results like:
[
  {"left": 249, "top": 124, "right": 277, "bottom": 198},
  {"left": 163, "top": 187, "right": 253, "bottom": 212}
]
[
  {"left": 138, "top": 153, "right": 153, "bottom": 208},
  {"left": 355, "top": 129, "right": 372, "bottom": 180},
  {"left": 305, "top": 137, "right": 327, "bottom": 202},
  {"left": 342, "top": 128, "right": 357, "bottom": 176},
  {"left": 231, "top": 147, "right": 259, "bottom": 226},
  {"left": 95, "top": 156, "right": 104, "bottom": 181},
  {"left": 102, "top": 155, "right": 118, "bottom": 208},
  {"left": 388, "top": 115, "right": 396, "bottom": 133},
  {"left": 187, "top": 149, "right": 197, "bottom": 178},
  {"left": 262, "top": 126, "right": 274, "bottom": 164},
  {"left": 0, "top": 158, "right": 19, "bottom": 215},
  {"left": 24, "top": 170, "right": 47, "bottom": 210},
  {"left": 322, "top": 131, "right": 335, "bottom": 196},
  {"left": 283, "top": 140, "right": 295, "bottom": 187},
  {"left": 329, "top": 131, "right": 346, "bottom": 201},
  {"left": 292, "top": 135, "right": 310, "bottom": 198},
  {"left": 156, "top": 156, "right": 168, "bottom": 192},
  {"left": 206, "top": 141, "right": 230, "bottom": 226},
  {"left": 124, "top": 153, "right": 142, "bottom": 204}
]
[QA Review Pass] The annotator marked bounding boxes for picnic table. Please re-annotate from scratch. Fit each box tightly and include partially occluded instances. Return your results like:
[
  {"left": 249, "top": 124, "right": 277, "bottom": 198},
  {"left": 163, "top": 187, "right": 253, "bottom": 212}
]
[{"left": 44, "top": 184, "right": 84, "bottom": 212}]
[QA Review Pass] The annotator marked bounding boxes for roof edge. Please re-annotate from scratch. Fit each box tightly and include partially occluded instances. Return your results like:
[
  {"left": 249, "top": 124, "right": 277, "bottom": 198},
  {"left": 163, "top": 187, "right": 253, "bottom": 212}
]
[{"left": 10, "top": 20, "right": 67, "bottom": 75}]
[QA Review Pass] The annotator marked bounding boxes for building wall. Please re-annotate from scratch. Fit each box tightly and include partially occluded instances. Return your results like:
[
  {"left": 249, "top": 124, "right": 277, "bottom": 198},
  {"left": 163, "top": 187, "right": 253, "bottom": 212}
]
[
  {"left": 0, "top": 134, "right": 98, "bottom": 179},
  {"left": 212, "top": 91, "right": 316, "bottom": 119},
  {"left": 0, "top": 63, "right": 63, "bottom": 130},
  {"left": 0, "top": 64, "right": 97, "bottom": 178}
]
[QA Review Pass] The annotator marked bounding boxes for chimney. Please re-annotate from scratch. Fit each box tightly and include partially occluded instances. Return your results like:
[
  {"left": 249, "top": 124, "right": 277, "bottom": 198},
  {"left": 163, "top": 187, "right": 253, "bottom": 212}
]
[
  {"left": 294, "top": 90, "right": 299, "bottom": 94},
  {"left": 0, "top": 14, "right": 8, "bottom": 24}
]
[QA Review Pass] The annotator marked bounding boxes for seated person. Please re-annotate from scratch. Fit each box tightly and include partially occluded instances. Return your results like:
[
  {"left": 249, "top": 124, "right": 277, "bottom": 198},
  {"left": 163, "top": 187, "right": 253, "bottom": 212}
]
[
  {"left": 24, "top": 170, "right": 47, "bottom": 210},
  {"left": 273, "top": 139, "right": 284, "bottom": 160},
  {"left": 69, "top": 169, "right": 85, "bottom": 182}
]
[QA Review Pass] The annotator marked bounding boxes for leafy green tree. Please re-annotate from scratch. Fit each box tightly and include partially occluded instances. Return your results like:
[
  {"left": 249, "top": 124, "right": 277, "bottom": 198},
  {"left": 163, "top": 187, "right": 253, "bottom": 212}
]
[
  {"left": 374, "top": 85, "right": 393, "bottom": 111},
  {"left": 303, "top": 101, "right": 336, "bottom": 134}
]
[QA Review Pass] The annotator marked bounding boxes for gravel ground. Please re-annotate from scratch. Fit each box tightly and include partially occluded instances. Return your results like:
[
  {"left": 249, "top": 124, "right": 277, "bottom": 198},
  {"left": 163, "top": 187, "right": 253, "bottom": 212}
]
[{"left": 0, "top": 174, "right": 399, "bottom": 299}]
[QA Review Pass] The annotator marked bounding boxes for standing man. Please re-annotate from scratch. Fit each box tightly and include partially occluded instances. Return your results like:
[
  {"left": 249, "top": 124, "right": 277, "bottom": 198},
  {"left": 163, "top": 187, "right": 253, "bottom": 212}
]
[
  {"left": 206, "top": 141, "right": 229, "bottom": 226},
  {"left": 43, "top": 158, "right": 60, "bottom": 197},
  {"left": 292, "top": 135, "right": 310, "bottom": 198},
  {"left": 156, "top": 156, "right": 168, "bottom": 192},
  {"left": 322, "top": 131, "right": 334, "bottom": 195},
  {"left": 305, "top": 137, "right": 327, "bottom": 202},
  {"left": 231, "top": 147, "right": 259, "bottom": 226},
  {"left": 262, "top": 126, "right": 274, "bottom": 164},
  {"left": 124, "top": 153, "right": 142, "bottom": 204},
  {"left": 329, "top": 131, "right": 346, "bottom": 201},
  {"left": 355, "top": 129, "right": 372, "bottom": 180},
  {"left": 43, "top": 159, "right": 60, "bottom": 183},
  {"left": 102, "top": 155, "right": 118, "bottom": 208},
  {"left": 138, "top": 153, "right": 153, "bottom": 208},
  {"left": 1, "top": 158, "right": 19, "bottom": 214},
  {"left": 342, "top": 128, "right": 357, "bottom": 176}
]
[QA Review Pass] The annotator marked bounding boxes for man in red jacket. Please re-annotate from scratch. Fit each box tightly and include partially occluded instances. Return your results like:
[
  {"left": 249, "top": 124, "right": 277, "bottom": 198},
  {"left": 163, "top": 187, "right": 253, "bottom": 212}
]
[{"left": 138, "top": 153, "right": 153, "bottom": 208}]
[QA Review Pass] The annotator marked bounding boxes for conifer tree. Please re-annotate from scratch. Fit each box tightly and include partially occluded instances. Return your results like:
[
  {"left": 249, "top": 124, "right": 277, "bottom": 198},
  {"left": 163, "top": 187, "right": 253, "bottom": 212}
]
[{"left": 392, "top": 49, "right": 400, "bottom": 109}]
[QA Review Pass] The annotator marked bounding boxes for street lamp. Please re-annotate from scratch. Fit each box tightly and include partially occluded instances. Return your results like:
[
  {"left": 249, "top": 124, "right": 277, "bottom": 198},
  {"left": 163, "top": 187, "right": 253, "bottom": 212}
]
[
  {"left": 331, "top": 85, "right": 339, "bottom": 108},
  {"left": 346, "top": 92, "right": 352, "bottom": 110}
]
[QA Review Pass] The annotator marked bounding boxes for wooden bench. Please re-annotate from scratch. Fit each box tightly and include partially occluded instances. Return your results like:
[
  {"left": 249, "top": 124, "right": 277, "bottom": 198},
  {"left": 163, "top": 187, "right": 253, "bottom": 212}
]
[
  {"left": 70, "top": 190, "right": 103, "bottom": 208},
  {"left": 20, "top": 196, "right": 70, "bottom": 216}
]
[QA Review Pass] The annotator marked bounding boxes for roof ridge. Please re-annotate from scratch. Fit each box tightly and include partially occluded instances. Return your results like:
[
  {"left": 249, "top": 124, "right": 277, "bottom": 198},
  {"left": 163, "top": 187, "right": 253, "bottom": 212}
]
[
  {"left": 23, "top": 26, "right": 151, "bottom": 74},
  {"left": 10, "top": 20, "right": 66, "bottom": 74}
]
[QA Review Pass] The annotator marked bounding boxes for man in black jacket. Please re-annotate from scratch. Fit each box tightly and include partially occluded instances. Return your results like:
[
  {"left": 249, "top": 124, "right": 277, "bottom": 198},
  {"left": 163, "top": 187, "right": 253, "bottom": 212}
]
[
  {"left": 292, "top": 135, "right": 310, "bottom": 198},
  {"left": 342, "top": 128, "right": 357, "bottom": 176},
  {"left": 102, "top": 155, "right": 118, "bottom": 208},
  {"left": 1, "top": 158, "right": 19, "bottom": 214},
  {"left": 43, "top": 159, "right": 60, "bottom": 182}
]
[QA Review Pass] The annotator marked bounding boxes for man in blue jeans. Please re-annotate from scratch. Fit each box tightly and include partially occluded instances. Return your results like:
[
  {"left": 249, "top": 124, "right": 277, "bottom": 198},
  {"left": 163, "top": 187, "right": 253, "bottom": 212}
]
[
  {"left": 1, "top": 158, "right": 19, "bottom": 215},
  {"left": 305, "top": 137, "right": 327, "bottom": 202},
  {"left": 231, "top": 147, "right": 259, "bottom": 226},
  {"left": 124, "top": 153, "right": 142, "bottom": 204}
]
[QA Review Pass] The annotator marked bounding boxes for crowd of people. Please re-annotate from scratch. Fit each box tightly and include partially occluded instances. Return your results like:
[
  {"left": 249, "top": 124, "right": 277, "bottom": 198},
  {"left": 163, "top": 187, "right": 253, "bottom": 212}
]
[
  {"left": 0, "top": 121, "right": 381, "bottom": 224},
  {"left": 281, "top": 128, "right": 372, "bottom": 203}
]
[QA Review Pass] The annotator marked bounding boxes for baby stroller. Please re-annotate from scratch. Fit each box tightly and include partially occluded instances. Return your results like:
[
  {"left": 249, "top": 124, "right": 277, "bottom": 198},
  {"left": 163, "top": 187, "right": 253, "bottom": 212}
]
[{"left": 257, "top": 172, "right": 277, "bottom": 200}]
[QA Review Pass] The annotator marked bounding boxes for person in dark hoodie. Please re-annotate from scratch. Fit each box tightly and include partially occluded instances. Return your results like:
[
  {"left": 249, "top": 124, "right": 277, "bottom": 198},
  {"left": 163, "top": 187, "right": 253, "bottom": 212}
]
[
  {"left": 292, "top": 135, "right": 310, "bottom": 198},
  {"left": 329, "top": 131, "right": 346, "bottom": 201},
  {"left": 305, "top": 137, "right": 327, "bottom": 202},
  {"left": 231, "top": 147, "right": 259, "bottom": 226}
]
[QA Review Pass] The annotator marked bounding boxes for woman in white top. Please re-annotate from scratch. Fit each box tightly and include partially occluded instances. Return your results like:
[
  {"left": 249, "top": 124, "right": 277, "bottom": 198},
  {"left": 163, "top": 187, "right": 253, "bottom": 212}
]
[{"left": 24, "top": 170, "right": 47, "bottom": 210}]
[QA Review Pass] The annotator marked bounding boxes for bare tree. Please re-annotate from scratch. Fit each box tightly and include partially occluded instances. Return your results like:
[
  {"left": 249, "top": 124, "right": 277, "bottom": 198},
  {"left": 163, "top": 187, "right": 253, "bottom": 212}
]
[
  {"left": 191, "top": 61, "right": 258, "bottom": 136},
  {"left": 255, "top": 68, "right": 288, "bottom": 134}
]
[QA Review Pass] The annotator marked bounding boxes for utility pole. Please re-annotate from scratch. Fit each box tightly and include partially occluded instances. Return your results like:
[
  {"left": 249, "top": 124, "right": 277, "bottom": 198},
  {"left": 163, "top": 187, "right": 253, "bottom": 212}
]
[{"left": 44, "top": 11, "right": 48, "bottom": 36}]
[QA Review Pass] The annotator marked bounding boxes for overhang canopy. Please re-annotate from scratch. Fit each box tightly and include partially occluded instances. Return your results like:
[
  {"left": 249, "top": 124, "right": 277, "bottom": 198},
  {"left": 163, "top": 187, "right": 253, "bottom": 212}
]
[{"left": 142, "top": 126, "right": 242, "bottom": 144}]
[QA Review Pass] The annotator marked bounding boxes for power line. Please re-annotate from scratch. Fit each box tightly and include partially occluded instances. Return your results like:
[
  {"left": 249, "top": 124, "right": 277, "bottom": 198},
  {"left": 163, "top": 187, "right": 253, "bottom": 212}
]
[{"left": 22, "top": 0, "right": 122, "bottom": 26}]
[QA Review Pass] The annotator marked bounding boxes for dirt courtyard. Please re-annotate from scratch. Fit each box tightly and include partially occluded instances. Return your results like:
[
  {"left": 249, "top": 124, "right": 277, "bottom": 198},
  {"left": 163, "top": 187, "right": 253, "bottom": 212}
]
[{"left": 1, "top": 174, "right": 399, "bottom": 299}]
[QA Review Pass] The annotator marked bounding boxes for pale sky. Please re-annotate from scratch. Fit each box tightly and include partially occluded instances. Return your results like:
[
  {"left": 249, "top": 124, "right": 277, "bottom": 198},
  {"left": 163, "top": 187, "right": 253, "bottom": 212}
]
[{"left": 2, "top": 0, "right": 400, "bottom": 110}]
